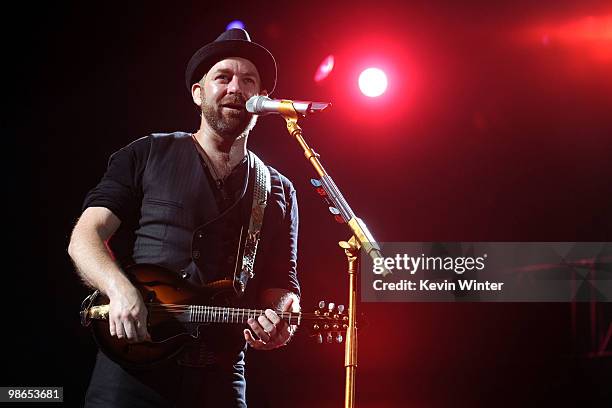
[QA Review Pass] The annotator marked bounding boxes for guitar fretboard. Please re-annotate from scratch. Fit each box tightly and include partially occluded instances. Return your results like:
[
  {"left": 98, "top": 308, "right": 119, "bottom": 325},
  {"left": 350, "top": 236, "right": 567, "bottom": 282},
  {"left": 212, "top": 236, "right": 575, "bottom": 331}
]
[
  {"left": 189, "top": 305, "right": 300, "bottom": 325},
  {"left": 154, "top": 305, "right": 302, "bottom": 326}
]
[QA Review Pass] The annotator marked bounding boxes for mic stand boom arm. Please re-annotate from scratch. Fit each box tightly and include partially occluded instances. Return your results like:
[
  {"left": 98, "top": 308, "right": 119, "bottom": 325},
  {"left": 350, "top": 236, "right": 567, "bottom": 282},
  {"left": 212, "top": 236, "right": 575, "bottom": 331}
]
[
  {"left": 277, "top": 102, "right": 389, "bottom": 272},
  {"left": 277, "top": 101, "right": 389, "bottom": 408}
]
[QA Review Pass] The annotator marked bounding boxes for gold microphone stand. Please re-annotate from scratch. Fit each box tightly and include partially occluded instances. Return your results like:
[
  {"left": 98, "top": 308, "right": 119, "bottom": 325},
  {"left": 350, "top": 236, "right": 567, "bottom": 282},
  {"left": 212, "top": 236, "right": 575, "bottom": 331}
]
[{"left": 277, "top": 101, "right": 389, "bottom": 408}]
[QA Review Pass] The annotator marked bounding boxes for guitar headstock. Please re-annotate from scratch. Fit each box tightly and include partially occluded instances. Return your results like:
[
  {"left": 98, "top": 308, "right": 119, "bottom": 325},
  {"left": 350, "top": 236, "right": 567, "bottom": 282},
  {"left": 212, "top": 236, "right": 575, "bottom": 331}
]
[{"left": 308, "top": 300, "right": 349, "bottom": 344}]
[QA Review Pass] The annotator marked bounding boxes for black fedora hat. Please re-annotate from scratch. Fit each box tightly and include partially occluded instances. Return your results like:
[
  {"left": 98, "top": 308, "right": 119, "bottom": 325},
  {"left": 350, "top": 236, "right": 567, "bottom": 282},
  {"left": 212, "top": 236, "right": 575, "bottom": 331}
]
[{"left": 185, "top": 28, "right": 276, "bottom": 94}]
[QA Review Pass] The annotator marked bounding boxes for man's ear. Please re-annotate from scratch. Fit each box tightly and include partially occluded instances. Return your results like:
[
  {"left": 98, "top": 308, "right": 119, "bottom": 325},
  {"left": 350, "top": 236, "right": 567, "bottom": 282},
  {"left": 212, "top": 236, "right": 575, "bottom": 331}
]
[{"left": 191, "top": 83, "right": 203, "bottom": 107}]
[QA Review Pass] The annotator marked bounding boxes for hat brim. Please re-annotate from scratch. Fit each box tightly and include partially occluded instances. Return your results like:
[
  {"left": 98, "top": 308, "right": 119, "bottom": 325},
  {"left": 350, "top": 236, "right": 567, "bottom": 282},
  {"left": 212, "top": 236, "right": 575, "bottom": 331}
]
[{"left": 185, "top": 39, "right": 276, "bottom": 94}]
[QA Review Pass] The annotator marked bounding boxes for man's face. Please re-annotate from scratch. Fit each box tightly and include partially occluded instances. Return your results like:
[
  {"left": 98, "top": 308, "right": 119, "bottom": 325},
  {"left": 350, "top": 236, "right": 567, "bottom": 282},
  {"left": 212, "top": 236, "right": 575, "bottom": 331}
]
[{"left": 198, "top": 57, "right": 264, "bottom": 140}]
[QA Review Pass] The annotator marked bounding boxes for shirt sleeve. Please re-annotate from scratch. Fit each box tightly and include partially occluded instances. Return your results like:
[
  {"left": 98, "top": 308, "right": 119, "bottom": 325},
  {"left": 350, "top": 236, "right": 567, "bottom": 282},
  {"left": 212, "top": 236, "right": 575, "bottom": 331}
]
[
  {"left": 258, "top": 179, "right": 301, "bottom": 298},
  {"left": 82, "top": 136, "right": 151, "bottom": 222}
]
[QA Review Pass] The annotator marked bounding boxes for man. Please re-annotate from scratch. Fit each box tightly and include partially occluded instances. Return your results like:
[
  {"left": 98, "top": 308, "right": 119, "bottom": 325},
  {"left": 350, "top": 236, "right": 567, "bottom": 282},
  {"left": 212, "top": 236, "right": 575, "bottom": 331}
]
[{"left": 68, "top": 28, "right": 300, "bottom": 407}]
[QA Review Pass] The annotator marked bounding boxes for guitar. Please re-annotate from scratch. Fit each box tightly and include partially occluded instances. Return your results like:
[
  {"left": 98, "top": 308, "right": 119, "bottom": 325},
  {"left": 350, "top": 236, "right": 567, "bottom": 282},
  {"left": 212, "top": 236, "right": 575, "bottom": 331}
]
[{"left": 80, "top": 263, "right": 347, "bottom": 368}]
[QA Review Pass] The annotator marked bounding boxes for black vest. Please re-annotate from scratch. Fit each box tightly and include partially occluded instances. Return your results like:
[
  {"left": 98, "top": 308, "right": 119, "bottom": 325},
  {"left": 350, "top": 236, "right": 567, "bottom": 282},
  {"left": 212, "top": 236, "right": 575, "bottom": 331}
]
[
  {"left": 128, "top": 132, "right": 250, "bottom": 288},
  {"left": 108, "top": 132, "right": 292, "bottom": 305}
]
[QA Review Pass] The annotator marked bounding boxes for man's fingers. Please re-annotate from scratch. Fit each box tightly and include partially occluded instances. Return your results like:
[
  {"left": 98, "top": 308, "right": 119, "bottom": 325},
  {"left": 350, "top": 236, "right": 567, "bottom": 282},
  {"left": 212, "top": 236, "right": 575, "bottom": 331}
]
[
  {"left": 243, "top": 299, "right": 298, "bottom": 351},
  {"left": 244, "top": 328, "right": 264, "bottom": 347},
  {"left": 135, "top": 319, "right": 150, "bottom": 341},
  {"left": 114, "top": 318, "right": 126, "bottom": 339},
  {"left": 244, "top": 329, "right": 272, "bottom": 350},
  {"left": 281, "top": 297, "right": 294, "bottom": 312},
  {"left": 264, "top": 309, "right": 281, "bottom": 325},
  {"left": 109, "top": 317, "right": 116, "bottom": 337},
  {"left": 246, "top": 312, "right": 292, "bottom": 350},
  {"left": 123, "top": 319, "right": 139, "bottom": 342},
  {"left": 110, "top": 314, "right": 149, "bottom": 343},
  {"left": 248, "top": 317, "right": 271, "bottom": 341},
  {"left": 244, "top": 328, "right": 256, "bottom": 343},
  {"left": 257, "top": 315, "right": 276, "bottom": 337},
  {"left": 264, "top": 309, "right": 289, "bottom": 336},
  {"left": 107, "top": 284, "right": 149, "bottom": 342}
]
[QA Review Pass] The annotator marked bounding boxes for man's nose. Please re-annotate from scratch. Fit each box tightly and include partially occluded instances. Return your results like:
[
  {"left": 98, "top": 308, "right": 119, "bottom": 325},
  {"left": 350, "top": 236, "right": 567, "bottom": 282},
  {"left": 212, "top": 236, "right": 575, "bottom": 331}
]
[{"left": 227, "top": 75, "right": 243, "bottom": 95}]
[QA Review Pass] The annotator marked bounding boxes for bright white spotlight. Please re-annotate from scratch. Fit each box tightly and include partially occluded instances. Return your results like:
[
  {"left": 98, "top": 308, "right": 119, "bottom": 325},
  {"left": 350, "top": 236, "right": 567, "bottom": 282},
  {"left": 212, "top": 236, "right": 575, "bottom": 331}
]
[{"left": 358, "top": 68, "right": 388, "bottom": 97}]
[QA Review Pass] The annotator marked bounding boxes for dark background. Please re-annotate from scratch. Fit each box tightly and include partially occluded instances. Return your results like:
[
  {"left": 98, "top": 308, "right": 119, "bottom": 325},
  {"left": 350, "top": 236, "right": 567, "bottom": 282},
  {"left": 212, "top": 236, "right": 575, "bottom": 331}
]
[{"left": 6, "top": 1, "right": 612, "bottom": 407}]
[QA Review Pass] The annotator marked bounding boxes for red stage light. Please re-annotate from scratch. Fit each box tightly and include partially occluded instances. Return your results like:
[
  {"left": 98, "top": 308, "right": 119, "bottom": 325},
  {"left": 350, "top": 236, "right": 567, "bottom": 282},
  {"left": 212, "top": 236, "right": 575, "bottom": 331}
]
[
  {"left": 314, "top": 55, "right": 335, "bottom": 82},
  {"left": 358, "top": 68, "right": 388, "bottom": 97},
  {"left": 524, "top": 14, "right": 612, "bottom": 62}
]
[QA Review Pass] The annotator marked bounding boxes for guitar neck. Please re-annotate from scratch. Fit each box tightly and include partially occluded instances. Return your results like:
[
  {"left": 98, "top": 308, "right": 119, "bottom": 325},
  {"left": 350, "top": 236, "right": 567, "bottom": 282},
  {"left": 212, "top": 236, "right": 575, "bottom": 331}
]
[
  {"left": 180, "top": 305, "right": 302, "bottom": 326},
  {"left": 87, "top": 303, "right": 335, "bottom": 327}
]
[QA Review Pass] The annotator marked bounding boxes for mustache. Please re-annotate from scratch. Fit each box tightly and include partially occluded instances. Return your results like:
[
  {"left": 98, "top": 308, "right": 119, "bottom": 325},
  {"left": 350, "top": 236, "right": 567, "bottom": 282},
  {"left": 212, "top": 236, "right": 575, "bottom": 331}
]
[{"left": 220, "top": 96, "right": 247, "bottom": 106}]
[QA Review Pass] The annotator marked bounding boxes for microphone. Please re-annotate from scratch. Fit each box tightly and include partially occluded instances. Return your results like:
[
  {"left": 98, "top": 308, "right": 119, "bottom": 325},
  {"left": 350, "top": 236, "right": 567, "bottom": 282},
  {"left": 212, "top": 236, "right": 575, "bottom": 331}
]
[{"left": 246, "top": 95, "right": 331, "bottom": 116}]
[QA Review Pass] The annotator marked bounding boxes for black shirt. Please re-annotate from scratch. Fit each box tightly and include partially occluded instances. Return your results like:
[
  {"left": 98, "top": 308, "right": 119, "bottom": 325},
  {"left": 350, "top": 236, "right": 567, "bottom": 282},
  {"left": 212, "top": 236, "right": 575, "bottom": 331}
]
[{"left": 83, "top": 132, "right": 300, "bottom": 298}]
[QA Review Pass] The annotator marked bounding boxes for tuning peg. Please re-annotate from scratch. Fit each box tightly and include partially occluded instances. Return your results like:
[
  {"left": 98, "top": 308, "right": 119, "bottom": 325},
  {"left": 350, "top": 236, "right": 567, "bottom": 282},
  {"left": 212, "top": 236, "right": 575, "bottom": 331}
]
[
  {"left": 327, "top": 302, "right": 335, "bottom": 312},
  {"left": 316, "top": 333, "right": 323, "bottom": 344},
  {"left": 326, "top": 333, "right": 333, "bottom": 343},
  {"left": 337, "top": 305, "right": 345, "bottom": 314},
  {"left": 334, "top": 215, "right": 345, "bottom": 224},
  {"left": 318, "top": 300, "right": 326, "bottom": 309},
  {"left": 310, "top": 179, "right": 322, "bottom": 187},
  {"left": 335, "top": 333, "right": 343, "bottom": 343}
]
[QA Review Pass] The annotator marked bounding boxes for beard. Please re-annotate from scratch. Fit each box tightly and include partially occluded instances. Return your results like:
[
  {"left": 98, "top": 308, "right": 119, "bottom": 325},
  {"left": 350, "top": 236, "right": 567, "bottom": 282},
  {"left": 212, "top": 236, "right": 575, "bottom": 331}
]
[{"left": 201, "top": 95, "right": 257, "bottom": 140}]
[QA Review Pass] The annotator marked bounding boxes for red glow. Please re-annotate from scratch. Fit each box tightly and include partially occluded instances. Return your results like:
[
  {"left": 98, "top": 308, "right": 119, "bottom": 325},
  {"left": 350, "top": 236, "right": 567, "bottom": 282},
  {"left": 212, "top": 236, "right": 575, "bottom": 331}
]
[
  {"left": 320, "top": 32, "right": 419, "bottom": 128},
  {"left": 314, "top": 55, "right": 335, "bottom": 82},
  {"left": 556, "top": 15, "right": 612, "bottom": 43},
  {"left": 526, "top": 14, "right": 612, "bottom": 62}
]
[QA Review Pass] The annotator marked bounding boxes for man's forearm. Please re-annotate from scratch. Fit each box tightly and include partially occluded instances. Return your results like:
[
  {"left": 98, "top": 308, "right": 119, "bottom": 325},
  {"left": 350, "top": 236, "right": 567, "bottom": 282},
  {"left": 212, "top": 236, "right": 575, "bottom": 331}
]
[
  {"left": 69, "top": 236, "right": 129, "bottom": 296},
  {"left": 68, "top": 211, "right": 132, "bottom": 297}
]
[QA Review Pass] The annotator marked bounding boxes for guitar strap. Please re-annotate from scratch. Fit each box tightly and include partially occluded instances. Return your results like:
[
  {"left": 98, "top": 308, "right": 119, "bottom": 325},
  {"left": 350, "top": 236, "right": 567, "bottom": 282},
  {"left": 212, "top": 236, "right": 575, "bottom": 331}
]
[{"left": 233, "top": 151, "right": 271, "bottom": 296}]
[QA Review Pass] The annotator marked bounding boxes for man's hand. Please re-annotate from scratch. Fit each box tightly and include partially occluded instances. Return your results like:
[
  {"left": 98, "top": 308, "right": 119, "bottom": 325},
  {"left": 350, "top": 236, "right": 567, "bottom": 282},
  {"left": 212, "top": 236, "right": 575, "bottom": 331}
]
[
  {"left": 244, "top": 296, "right": 295, "bottom": 350},
  {"left": 108, "top": 284, "right": 151, "bottom": 343},
  {"left": 69, "top": 207, "right": 151, "bottom": 343}
]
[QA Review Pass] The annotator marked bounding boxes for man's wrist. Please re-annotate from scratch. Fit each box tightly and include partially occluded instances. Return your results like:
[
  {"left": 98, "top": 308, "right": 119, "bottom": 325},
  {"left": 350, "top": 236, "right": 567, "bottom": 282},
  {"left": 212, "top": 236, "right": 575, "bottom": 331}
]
[{"left": 105, "top": 272, "right": 133, "bottom": 299}]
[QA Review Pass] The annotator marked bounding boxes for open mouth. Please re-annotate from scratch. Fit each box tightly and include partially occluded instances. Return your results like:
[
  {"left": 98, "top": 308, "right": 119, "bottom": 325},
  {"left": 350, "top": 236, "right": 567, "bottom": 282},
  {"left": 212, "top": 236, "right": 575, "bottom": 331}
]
[{"left": 221, "top": 103, "right": 244, "bottom": 111}]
